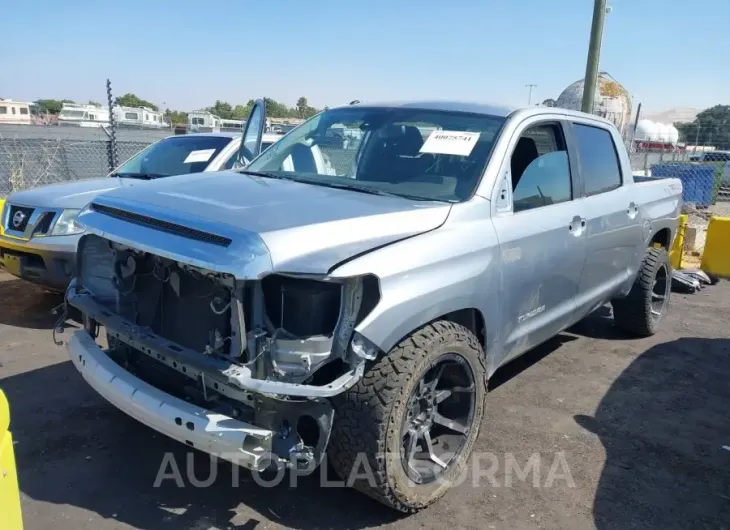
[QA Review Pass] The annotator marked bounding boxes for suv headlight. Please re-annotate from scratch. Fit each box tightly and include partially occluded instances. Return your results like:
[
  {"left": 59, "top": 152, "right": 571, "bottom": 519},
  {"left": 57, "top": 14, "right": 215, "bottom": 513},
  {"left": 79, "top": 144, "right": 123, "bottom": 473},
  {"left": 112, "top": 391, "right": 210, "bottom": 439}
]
[{"left": 51, "top": 209, "right": 84, "bottom": 236}]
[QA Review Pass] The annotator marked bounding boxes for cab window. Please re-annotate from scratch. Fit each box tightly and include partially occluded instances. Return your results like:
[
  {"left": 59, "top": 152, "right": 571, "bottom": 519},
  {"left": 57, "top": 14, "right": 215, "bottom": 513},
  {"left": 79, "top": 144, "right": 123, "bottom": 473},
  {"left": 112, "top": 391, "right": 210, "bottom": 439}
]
[
  {"left": 511, "top": 123, "right": 572, "bottom": 212},
  {"left": 573, "top": 123, "right": 622, "bottom": 195}
]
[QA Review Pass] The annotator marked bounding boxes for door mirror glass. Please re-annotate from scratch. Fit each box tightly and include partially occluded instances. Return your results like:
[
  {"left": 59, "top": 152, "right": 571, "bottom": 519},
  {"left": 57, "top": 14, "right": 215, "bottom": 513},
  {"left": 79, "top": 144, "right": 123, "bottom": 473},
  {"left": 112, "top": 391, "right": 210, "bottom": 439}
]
[{"left": 238, "top": 99, "right": 266, "bottom": 166}]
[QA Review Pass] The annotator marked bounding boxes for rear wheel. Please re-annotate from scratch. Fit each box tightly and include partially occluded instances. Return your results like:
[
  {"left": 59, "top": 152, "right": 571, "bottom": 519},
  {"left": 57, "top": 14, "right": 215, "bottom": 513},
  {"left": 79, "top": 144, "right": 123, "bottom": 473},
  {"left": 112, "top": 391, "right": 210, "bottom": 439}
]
[
  {"left": 329, "top": 321, "right": 487, "bottom": 512},
  {"left": 612, "top": 247, "right": 671, "bottom": 337}
]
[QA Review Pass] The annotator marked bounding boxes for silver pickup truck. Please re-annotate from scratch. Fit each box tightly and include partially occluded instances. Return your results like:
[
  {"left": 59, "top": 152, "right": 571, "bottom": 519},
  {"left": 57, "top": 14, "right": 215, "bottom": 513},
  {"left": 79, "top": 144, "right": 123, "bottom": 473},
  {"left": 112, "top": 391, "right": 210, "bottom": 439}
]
[
  {"left": 0, "top": 132, "right": 282, "bottom": 291},
  {"left": 64, "top": 100, "right": 682, "bottom": 512}
]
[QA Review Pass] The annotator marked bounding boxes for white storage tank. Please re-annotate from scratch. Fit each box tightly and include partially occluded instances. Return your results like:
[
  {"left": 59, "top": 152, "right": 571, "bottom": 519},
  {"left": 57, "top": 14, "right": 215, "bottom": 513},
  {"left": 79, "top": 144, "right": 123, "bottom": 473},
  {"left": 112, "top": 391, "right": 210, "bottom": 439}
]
[
  {"left": 633, "top": 119, "right": 658, "bottom": 142},
  {"left": 668, "top": 125, "right": 679, "bottom": 146},
  {"left": 556, "top": 72, "right": 632, "bottom": 135},
  {"left": 656, "top": 123, "right": 671, "bottom": 143}
]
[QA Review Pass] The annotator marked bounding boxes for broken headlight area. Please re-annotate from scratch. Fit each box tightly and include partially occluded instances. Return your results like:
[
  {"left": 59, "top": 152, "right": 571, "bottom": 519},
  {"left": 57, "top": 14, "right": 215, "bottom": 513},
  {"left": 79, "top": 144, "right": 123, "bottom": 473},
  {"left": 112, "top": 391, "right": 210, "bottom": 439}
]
[
  {"left": 66, "top": 234, "right": 381, "bottom": 465},
  {"left": 71, "top": 234, "right": 382, "bottom": 386}
]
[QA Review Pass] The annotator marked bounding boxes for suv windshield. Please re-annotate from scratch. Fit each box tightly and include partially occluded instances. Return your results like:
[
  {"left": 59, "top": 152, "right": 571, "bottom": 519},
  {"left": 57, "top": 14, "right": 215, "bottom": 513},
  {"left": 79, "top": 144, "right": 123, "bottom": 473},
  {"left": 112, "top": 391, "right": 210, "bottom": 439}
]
[
  {"left": 245, "top": 107, "right": 506, "bottom": 202},
  {"left": 112, "top": 135, "right": 233, "bottom": 178}
]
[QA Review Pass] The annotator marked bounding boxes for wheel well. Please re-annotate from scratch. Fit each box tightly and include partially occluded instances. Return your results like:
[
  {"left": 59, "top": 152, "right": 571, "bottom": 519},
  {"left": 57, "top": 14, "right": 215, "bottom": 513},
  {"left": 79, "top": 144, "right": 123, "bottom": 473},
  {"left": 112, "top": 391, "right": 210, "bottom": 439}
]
[
  {"left": 442, "top": 308, "right": 486, "bottom": 348},
  {"left": 650, "top": 228, "right": 671, "bottom": 249}
]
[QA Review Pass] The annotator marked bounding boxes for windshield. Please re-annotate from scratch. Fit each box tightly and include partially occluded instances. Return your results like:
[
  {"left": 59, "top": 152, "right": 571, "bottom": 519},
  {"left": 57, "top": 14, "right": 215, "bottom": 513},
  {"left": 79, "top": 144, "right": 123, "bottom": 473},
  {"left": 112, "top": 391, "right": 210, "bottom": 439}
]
[
  {"left": 246, "top": 107, "right": 505, "bottom": 202},
  {"left": 113, "top": 135, "right": 233, "bottom": 178}
]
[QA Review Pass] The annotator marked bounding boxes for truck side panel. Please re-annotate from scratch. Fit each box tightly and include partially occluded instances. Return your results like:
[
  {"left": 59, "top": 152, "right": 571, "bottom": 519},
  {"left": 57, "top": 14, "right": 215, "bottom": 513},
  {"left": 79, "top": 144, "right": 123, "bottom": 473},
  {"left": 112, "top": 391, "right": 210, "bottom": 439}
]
[{"left": 330, "top": 198, "right": 504, "bottom": 375}]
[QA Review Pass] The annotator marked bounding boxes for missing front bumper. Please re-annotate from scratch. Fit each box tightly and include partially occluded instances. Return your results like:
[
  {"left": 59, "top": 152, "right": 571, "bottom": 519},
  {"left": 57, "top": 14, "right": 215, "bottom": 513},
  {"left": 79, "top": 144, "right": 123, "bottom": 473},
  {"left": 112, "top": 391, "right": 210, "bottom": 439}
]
[{"left": 67, "top": 330, "right": 274, "bottom": 471}]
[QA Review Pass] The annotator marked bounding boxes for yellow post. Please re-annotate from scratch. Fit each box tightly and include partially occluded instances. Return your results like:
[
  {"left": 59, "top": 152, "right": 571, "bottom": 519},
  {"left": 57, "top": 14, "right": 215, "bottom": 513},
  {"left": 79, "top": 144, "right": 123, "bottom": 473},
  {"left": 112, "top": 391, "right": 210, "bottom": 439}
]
[
  {"left": 0, "top": 390, "right": 24, "bottom": 530},
  {"left": 670, "top": 214, "right": 687, "bottom": 269},
  {"left": 701, "top": 216, "right": 730, "bottom": 278}
]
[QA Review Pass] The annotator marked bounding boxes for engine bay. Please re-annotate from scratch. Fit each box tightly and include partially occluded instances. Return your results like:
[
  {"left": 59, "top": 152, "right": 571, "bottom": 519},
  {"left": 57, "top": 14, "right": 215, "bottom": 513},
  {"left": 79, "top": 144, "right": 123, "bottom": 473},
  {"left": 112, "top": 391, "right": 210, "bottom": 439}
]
[{"left": 74, "top": 233, "right": 380, "bottom": 383}]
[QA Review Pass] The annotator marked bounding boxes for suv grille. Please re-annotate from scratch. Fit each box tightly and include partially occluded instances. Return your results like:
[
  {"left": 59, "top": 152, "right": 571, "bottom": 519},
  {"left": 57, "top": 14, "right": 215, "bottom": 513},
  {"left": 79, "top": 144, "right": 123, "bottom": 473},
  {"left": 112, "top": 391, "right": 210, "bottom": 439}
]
[
  {"left": 7, "top": 205, "right": 34, "bottom": 232},
  {"left": 90, "top": 203, "right": 232, "bottom": 247}
]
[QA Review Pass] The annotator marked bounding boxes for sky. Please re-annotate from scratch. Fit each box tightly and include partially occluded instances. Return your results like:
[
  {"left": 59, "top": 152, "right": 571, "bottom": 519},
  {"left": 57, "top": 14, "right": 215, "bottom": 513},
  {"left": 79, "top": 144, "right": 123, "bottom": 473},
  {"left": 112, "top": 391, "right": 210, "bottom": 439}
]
[{"left": 2, "top": 0, "right": 728, "bottom": 114}]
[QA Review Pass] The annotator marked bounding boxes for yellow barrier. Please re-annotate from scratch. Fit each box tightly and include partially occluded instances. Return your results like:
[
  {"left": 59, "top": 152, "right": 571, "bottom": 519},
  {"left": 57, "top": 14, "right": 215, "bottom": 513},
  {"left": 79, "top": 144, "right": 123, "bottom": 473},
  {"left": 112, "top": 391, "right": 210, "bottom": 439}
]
[
  {"left": 670, "top": 214, "right": 688, "bottom": 269},
  {"left": 0, "top": 390, "right": 24, "bottom": 529},
  {"left": 701, "top": 216, "right": 730, "bottom": 278},
  {"left": 0, "top": 197, "right": 5, "bottom": 235}
]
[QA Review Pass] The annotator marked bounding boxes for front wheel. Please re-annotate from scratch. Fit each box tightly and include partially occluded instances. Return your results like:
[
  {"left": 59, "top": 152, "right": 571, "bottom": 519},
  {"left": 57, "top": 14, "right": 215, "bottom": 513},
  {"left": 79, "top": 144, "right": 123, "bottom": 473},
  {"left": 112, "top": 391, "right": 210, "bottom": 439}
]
[
  {"left": 612, "top": 247, "right": 671, "bottom": 337},
  {"left": 328, "top": 321, "right": 487, "bottom": 512}
]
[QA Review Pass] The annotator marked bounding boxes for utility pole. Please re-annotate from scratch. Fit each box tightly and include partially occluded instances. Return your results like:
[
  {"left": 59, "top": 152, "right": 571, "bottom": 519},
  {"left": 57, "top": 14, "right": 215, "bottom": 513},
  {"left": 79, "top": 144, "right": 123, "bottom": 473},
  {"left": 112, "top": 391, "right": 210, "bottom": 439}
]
[
  {"left": 581, "top": 0, "right": 608, "bottom": 114},
  {"left": 694, "top": 123, "right": 701, "bottom": 148},
  {"left": 525, "top": 84, "right": 537, "bottom": 105}
]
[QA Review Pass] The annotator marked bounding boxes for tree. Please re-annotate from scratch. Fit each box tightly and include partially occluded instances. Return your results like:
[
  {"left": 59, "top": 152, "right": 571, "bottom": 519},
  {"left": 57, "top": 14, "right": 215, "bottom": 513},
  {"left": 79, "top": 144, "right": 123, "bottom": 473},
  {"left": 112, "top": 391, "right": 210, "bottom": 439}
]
[
  {"left": 204, "top": 97, "right": 321, "bottom": 120},
  {"left": 301, "top": 105, "right": 319, "bottom": 119},
  {"left": 165, "top": 109, "right": 188, "bottom": 125},
  {"left": 232, "top": 104, "right": 252, "bottom": 119},
  {"left": 541, "top": 98, "right": 557, "bottom": 107},
  {"left": 34, "top": 99, "right": 74, "bottom": 114},
  {"left": 296, "top": 97, "right": 308, "bottom": 118},
  {"left": 88, "top": 100, "right": 101, "bottom": 107},
  {"left": 264, "top": 98, "right": 294, "bottom": 118},
  {"left": 206, "top": 100, "right": 233, "bottom": 119},
  {"left": 675, "top": 105, "right": 730, "bottom": 149},
  {"left": 115, "top": 93, "right": 159, "bottom": 110}
]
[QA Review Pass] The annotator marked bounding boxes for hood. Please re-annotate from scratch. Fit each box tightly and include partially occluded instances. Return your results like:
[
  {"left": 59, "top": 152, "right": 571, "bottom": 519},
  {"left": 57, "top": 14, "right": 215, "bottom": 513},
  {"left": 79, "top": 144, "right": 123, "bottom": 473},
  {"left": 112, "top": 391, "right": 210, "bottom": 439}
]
[
  {"left": 6, "top": 177, "right": 141, "bottom": 210},
  {"left": 81, "top": 171, "right": 451, "bottom": 275}
]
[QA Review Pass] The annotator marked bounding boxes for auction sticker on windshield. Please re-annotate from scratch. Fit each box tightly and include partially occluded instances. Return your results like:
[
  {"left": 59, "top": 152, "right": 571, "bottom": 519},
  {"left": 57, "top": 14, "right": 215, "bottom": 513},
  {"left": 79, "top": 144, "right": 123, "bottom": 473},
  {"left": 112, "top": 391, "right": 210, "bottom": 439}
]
[
  {"left": 183, "top": 149, "right": 217, "bottom": 164},
  {"left": 419, "top": 130, "right": 481, "bottom": 156}
]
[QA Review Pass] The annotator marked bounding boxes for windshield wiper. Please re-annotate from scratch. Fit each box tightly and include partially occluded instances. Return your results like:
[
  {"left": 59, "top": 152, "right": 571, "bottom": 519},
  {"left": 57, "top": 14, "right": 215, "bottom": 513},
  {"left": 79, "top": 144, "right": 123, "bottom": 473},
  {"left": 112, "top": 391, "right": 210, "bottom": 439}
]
[
  {"left": 238, "top": 170, "right": 294, "bottom": 181},
  {"left": 111, "top": 172, "right": 165, "bottom": 180},
  {"left": 299, "top": 180, "right": 438, "bottom": 202}
]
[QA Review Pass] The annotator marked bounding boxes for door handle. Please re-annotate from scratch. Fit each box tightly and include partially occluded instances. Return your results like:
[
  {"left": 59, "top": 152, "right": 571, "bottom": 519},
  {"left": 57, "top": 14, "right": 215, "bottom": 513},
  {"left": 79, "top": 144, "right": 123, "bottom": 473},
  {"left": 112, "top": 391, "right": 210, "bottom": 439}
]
[
  {"left": 569, "top": 216, "right": 586, "bottom": 236},
  {"left": 628, "top": 202, "right": 639, "bottom": 219}
]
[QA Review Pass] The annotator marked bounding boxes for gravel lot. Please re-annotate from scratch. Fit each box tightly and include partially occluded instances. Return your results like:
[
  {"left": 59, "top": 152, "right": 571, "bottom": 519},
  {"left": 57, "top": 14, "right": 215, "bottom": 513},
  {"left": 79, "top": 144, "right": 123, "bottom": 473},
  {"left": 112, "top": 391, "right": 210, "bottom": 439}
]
[{"left": 1, "top": 269, "right": 729, "bottom": 530}]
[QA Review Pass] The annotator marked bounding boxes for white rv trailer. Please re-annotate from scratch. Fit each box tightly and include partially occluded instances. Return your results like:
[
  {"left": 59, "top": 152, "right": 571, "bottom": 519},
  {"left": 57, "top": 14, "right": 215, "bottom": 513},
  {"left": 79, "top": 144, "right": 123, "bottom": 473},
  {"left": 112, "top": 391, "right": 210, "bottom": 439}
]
[
  {"left": 187, "top": 110, "right": 222, "bottom": 132},
  {"left": 0, "top": 99, "right": 33, "bottom": 125},
  {"left": 58, "top": 103, "right": 110, "bottom": 127},
  {"left": 114, "top": 106, "right": 168, "bottom": 128}
]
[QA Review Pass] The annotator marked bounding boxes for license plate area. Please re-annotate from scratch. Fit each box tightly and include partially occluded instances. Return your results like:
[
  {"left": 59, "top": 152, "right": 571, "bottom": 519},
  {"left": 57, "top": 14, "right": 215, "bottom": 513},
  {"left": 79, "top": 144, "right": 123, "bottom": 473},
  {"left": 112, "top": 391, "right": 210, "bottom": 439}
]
[{"left": 3, "top": 253, "right": 23, "bottom": 276}]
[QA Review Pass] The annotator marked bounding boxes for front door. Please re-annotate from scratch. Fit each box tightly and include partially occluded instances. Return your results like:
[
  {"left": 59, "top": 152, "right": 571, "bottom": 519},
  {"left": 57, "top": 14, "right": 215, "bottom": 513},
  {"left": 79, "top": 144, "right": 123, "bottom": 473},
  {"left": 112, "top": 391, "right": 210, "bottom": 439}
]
[{"left": 491, "top": 120, "right": 587, "bottom": 364}]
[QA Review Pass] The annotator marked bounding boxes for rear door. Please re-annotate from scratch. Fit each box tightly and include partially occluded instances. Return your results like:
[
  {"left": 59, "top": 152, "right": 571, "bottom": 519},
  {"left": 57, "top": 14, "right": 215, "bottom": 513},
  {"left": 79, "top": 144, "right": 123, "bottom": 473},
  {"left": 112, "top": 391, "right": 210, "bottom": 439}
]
[
  {"left": 491, "top": 117, "right": 587, "bottom": 363},
  {"left": 568, "top": 121, "right": 644, "bottom": 318}
]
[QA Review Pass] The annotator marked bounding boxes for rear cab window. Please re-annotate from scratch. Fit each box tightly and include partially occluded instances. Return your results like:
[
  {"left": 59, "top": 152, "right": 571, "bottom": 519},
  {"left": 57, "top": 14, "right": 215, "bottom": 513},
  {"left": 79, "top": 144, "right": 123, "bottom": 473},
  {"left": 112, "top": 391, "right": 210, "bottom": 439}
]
[{"left": 572, "top": 123, "right": 622, "bottom": 195}]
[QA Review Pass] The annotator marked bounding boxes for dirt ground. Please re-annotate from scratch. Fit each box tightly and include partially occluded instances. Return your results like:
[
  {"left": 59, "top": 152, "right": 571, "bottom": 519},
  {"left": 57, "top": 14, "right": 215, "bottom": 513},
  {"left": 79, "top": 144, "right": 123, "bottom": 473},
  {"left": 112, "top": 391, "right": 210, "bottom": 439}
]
[{"left": 1, "top": 269, "right": 729, "bottom": 530}]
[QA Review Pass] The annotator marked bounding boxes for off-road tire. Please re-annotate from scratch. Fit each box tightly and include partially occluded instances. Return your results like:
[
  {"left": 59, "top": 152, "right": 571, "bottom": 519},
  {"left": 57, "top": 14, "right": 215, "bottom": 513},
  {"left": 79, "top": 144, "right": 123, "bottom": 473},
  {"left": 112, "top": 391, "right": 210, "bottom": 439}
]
[
  {"left": 612, "top": 247, "right": 670, "bottom": 337},
  {"left": 328, "top": 321, "right": 487, "bottom": 512}
]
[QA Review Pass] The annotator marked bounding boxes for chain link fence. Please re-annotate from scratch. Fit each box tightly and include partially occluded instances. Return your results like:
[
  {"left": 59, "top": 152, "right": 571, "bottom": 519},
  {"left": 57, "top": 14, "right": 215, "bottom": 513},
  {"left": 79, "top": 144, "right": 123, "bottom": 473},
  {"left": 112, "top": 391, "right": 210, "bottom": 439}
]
[
  {"left": 628, "top": 123, "right": 730, "bottom": 205},
  {"left": 630, "top": 154, "right": 730, "bottom": 205},
  {"left": 0, "top": 136, "right": 150, "bottom": 196},
  {"left": 0, "top": 125, "right": 169, "bottom": 197}
]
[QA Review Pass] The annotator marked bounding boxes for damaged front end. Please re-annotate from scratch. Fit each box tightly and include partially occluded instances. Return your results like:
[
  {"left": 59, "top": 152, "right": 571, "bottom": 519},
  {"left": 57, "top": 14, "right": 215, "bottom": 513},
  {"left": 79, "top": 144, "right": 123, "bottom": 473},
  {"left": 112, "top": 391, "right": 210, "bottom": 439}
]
[{"left": 65, "top": 233, "right": 380, "bottom": 472}]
